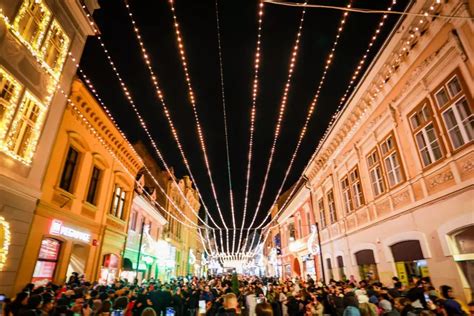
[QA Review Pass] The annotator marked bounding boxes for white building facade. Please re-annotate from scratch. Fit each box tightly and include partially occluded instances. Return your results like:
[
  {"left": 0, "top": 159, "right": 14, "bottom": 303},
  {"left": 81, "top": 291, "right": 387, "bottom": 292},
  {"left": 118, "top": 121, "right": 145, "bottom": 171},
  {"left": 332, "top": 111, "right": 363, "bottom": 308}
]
[{"left": 299, "top": 0, "right": 472, "bottom": 302}]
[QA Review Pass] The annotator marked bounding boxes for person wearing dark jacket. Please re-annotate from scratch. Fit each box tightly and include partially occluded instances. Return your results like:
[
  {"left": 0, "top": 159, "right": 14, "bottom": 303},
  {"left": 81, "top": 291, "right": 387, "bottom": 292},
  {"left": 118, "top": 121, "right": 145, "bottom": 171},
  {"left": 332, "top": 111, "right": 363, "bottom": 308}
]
[
  {"left": 440, "top": 286, "right": 466, "bottom": 316},
  {"left": 19, "top": 295, "right": 43, "bottom": 316},
  {"left": 5, "top": 292, "right": 29, "bottom": 316},
  {"left": 172, "top": 288, "right": 185, "bottom": 316},
  {"left": 217, "top": 293, "right": 239, "bottom": 316}
]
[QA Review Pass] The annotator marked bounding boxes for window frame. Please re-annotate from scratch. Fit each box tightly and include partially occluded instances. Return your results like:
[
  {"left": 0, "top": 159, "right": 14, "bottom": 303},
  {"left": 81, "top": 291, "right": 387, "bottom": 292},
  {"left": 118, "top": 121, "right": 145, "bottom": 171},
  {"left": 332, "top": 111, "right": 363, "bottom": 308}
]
[
  {"left": 366, "top": 148, "right": 386, "bottom": 197},
  {"left": 349, "top": 166, "right": 365, "bottom": 209},
  {"left": 109, "top": 184, "right": 127, "bottom": 220},
  {"left": 13, "top": 0, "right": 52, "bottom": 50},
  {"left": 58, "top": 146, "right": 80, "bottom": 193},
  {"left": 327, "top": 189, "right": 337, "bottom": 224},
  {"left": 0, "top": 67, "right": 23, "bottom": 142},
  {"left": 429, "top": 69, "right": 474, "bottom": 154},
  {"left": 85, "top": 165, "right": 102, "bottom": 205},
  {"left": 380, "top": 133, "right": 405, "bottom": 188},
  {"left": 40, "top": 19, "right": 70, "bottom": 74},
  {"left": 318, "top": 198, "right": 326, "bottom": 228}
]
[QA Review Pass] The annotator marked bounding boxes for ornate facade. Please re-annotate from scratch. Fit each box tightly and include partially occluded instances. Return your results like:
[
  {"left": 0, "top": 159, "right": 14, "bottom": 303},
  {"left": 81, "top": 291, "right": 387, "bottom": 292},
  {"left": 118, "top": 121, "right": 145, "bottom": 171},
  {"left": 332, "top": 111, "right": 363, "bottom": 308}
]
[
  {"left": 276, "top": 0, "right": 473, "bottom": 302},
  {"left": 0, "top": 0, "right": 98, "bottom": 295}
]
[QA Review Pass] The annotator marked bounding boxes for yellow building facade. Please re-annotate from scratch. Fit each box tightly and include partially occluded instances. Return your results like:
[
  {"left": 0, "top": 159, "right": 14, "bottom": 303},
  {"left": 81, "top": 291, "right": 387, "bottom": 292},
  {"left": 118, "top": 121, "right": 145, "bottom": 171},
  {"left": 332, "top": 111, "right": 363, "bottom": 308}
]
[{"left": 14, "top": 79, "right": 142, "bottom": 291}]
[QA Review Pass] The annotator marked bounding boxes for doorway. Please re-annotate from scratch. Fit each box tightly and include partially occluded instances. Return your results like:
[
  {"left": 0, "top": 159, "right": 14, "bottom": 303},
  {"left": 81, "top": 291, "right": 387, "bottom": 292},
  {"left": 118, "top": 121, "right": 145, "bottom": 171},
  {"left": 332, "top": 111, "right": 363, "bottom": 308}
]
[{"left": 66, "top": 244, "right": 89, "bottom": 279}]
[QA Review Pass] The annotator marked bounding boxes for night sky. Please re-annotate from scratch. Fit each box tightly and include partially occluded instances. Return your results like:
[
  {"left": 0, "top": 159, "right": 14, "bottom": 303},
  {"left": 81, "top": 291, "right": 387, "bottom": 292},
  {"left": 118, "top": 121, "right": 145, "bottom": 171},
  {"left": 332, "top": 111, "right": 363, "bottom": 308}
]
[{"left": 80, "top": 0, "right": 410, "bottom": 247}]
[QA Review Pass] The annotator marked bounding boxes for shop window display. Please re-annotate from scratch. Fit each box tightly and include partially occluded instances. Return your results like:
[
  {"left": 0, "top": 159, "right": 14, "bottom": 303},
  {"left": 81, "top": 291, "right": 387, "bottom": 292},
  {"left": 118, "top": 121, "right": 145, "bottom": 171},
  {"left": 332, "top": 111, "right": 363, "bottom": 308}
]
[{"left": 32, "top": 238, "right": 62, "bottom": 286}]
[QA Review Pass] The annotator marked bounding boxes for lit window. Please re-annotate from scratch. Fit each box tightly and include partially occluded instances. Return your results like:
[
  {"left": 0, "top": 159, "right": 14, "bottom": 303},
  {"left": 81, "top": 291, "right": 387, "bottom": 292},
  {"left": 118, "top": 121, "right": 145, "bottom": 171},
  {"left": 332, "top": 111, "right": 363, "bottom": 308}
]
[
  {"left": 110, "top": 185, "right": 127, "bottom": 219},
  {"left": 0, "top": 68, "right": 22, "bottom": 141},
  {"left": 41, "top": 20, "right": 70, "bottom": 73},
  {"left": 13, "top": 0, "right": 51, "bottom": 49},
  {"left": 5, "top": 91, "right": 46, "bottom": 163},
  {"left": 415, "top": 124, "right": 443, "bottom": 167}
]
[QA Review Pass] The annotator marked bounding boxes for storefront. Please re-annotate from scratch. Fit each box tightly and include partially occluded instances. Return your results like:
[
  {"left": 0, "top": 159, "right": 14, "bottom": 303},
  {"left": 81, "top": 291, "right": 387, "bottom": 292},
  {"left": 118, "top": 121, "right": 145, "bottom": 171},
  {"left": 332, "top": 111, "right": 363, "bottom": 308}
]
[
  {"left": 302, "top": 254, "right": 316, "bottom": 279},
  {"left": 355, "top": 249, "right": 379, "bottom": 281},
  {"left": 391, "top": 240, "right": 429, "bottom": 285},
  {"left": 20, "top": 217, "right": 97, "bottom": 287},
  {"left": 98, "top": 226, "right": 126, "bottom": 284}
]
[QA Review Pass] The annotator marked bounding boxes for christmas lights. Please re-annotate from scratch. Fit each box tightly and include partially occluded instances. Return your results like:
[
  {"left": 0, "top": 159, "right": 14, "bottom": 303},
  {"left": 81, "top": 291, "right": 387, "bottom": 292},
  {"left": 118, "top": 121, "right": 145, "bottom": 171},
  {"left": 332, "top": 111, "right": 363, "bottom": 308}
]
[
  {"left": 168, "top": 0, "right": 230, "bottom": 253},
  {"left": 215, "top": 0, "right": 237, "bottom": 254},
  {"left": 244, "top": 1, "right": 308, "bottom": 252},
  {"left": 238, "top": 0, "right": 265, "bottom": 254},
  {"left": 120, "top": 0, "right": 222, "bottom": 241},
  {"left": 0, "top": 216, "right": 11, "bottom": 271},
  {"left": 253, "top": 0, "right": 445, "bottom": 257},
  {"left": 0, "top": 68, "right": 23, "bottom": 142}
]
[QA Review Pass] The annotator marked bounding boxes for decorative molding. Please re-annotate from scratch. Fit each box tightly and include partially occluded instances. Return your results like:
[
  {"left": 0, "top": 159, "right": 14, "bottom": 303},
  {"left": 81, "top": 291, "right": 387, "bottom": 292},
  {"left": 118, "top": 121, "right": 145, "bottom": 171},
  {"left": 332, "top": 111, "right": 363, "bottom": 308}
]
[{"left": 428, "top": 170, "right": 454, "bottom": 189}]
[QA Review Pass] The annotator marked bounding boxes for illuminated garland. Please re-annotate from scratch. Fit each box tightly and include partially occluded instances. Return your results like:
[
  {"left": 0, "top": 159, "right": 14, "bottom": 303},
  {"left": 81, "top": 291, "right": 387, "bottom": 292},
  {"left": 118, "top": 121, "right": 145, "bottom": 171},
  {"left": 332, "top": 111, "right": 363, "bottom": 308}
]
[
  {"left": 243, "top": 1, "right": 308, "bottom": 253},
  {"left": 0, "top": 216, "right": 11, "bottom": 271},
  {"left": 237, "top": 0, "right": 265, "bottom": 254},
  {"left": 168, "top": 0, "right": 231, "bottom": 254},
  {"left": 0, "top": 68, "right": 23, "bottom": 141},
  {"left": 252, "top": 0, "right": 445, "bottom": 257},
  {"left": 121, "top": 1, "right": 221, "bottom": 232},
  {"left": 214, "top": 0, "right": 237, "bottom": 254}
]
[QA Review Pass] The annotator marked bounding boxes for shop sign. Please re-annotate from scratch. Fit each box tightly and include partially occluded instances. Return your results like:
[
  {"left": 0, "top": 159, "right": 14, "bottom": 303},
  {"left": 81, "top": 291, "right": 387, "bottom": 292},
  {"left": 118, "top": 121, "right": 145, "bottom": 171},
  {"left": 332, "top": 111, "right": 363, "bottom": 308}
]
[{"left": 50, "top": 219, "right": 91, "bottom": 242}]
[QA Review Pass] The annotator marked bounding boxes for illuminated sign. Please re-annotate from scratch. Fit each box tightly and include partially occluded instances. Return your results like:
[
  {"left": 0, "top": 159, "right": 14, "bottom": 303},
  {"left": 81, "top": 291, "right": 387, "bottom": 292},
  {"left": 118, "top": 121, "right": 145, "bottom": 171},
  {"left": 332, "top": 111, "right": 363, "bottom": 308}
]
[
  {"left": 307, "top": 225, "right": 320, "bottom": 255},
  {"left": 50, "top": 219, "right": 91, "bottom": 242}
]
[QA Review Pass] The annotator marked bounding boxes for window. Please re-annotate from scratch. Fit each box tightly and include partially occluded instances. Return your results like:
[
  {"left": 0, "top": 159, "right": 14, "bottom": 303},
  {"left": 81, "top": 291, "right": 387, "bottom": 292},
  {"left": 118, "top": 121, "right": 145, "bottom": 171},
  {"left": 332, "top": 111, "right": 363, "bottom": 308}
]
[
  {"left": 435, "top": 87, "right": 449, "bottom": 108},
  {"left": 110, "top": 185, "right": 127, "bottom": 219},
  {"left": 341, "top": 177, "right": 352, "bottom": 214},
  {"left": 6, "top": 91, "right": 46, "bottom": 162},
  {"left": 367, "top": 150, "right": 385, "bottom": 197},
  {"left": 350, "top": 168, "right": 364, "bottom": 208},
  {"left": 288, "top": 222, "right": 296, "bottom": 241},
  {"left": 380, "top": 135, "right": 404, "bottom": 187},
  {"left": 86, "top": 166, "right": 101, "bottom": 204},
  {"left": 340, "top": 167, "right": 365, "bottom": 213},
  {"left": 318, "top": 198, "right": 326, "bottom": 228},
  {"left": 306, "top": 212, "right": 311, "bottom": 227},
  {"left": 13, "top": 0, "right": 52, "bottom": 49},
  {"left": 130, "top": 212, "right": 137, "bottom": 231},
  {"left": 410, "top": 104, "right": 431, "bottom": 130},
  {"left": 32, "top": 238, "right": 61, "bottom": 284},
  {"left": 327, "top": 190, "right": 337, "bottom": 224},
  {"left": 41, "top": 20, "right": 70, "bottom": 73},
  {"left": 298, "top": 217, "right": 302, "bottom": 239},
  {"left": 0, "top": 68, "right": 22, "bottom": 141},
  {"left": 415, "top": 124, "right": 443, "bottom": 167},
  {"left": 442, "top": 97, "right": 473, "bottom": 149},
  {"left": 59, "top": 147, "right": 79, "bottom": 192},
  {"left": 447, "top": 76, "right": 462, "bottom": 97}
]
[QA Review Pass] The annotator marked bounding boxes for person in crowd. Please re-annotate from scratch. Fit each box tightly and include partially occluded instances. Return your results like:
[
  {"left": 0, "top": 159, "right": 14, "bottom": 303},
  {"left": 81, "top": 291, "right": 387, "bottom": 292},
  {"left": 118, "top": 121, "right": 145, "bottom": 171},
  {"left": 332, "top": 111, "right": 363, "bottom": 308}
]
[
  {"left": 440, "top": 286, "right": 467, "bottom": 316},
  {"left": 342, "top": 293, "right": 360, "bottom": 316},
  {"left": 256, "top": 302, "right": 274, "bottom": 316},
  {"left": 217, "top": 293, "right": 239, "bottom": 316}
]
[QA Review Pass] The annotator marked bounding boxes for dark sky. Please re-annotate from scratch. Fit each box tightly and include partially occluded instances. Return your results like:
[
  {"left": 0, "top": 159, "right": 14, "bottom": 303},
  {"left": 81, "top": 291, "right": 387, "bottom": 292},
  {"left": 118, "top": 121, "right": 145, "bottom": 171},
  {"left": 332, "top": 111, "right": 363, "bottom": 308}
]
[{"left": 80, "top": 0, "right": 409, "bottom": 251}]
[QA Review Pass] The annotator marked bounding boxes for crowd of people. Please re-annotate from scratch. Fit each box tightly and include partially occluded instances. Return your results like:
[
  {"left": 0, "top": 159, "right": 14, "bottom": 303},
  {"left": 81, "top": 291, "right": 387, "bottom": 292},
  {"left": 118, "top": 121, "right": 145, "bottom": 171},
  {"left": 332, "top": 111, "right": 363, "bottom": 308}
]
[{"left": 2, "top": 273, "right": 472, "bottom": 316}]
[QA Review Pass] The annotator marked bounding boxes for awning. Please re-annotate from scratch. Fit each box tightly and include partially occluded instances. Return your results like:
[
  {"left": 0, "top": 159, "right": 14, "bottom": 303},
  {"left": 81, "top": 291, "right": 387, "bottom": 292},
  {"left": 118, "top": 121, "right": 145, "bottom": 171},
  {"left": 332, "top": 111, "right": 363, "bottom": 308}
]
[
  {"left": 391, "top": 240, "right": 424, "bottom": 262},
  {"left": 355, "top": 250, "right": 376, "bottom": 265}
]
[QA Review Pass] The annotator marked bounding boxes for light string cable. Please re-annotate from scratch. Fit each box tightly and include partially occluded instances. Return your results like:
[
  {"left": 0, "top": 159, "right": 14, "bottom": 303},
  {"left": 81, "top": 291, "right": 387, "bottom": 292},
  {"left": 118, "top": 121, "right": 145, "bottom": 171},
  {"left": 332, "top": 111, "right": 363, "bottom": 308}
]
[
  {"left": 168, "top": 0, "right": 230, "bottom": 254},
  {"left": 121, "top": 0, "right": 225, "bottom": 243},
  {"left": 264, "top": 0, "right": 472, "bottom": 20},
  {"left": 237, "top": 0, "right": 265, "bottom": 254},
  {"left": 247, "top": 0, "right": 356, "bottom": 254},
  {"left": 251, "top": 0, "right": 406, "bottom": 255},
  {"left": 242, "top": 1, "right": 308, "bottom": 253},
  {"left": 80, "top": 7, "right": 223, "bottom": 243},
  {"left": 214, "top": 0, "right": 237, "bottom": 254}
]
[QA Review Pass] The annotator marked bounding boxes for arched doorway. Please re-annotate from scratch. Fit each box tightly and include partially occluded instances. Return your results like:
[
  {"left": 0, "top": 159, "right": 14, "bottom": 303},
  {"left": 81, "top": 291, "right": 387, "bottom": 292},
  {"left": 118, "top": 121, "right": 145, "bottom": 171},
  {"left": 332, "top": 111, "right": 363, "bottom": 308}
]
[
  {"left": 293, "top": 257, "right": 301, "bottom": 277},
  {"left": 390, "top": 240, "right": 428, "bottom": 285},
  {"left": 355, "top": 249, "right": 379, "bottom": 281},
  {"left": 450, "top": 225, "right": 474, "bottom": 300}
]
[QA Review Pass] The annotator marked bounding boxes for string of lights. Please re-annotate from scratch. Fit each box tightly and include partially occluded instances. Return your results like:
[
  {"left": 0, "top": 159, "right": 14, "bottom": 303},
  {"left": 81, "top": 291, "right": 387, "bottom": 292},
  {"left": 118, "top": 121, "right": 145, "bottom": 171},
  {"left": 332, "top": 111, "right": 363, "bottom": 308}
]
[
  {"left": 237, "top": 0, "right": 265, "bottom": 254},
  {"left": 121, "top": 0, "right": 224, "bottom": 235},
  {"left": 74, "top": 4, "right": 226, "bottom": 250},
  {"left": 264, "top": 0, "right": 467, "bottom": 20},
  {"left": 243, "top": 1, "right": 308, "bottom": 253},
  {"left": 252, "top": 0, "right": 445, "bottom": 257},
  {"left": 168, "top": 0, "right": 230, "bottom": 254},
  {"left": 247, "top": 0, "right": 356, "bottom": 253},
  {"left": 214, "top": 0, "right": 237, "bottom": 254}
]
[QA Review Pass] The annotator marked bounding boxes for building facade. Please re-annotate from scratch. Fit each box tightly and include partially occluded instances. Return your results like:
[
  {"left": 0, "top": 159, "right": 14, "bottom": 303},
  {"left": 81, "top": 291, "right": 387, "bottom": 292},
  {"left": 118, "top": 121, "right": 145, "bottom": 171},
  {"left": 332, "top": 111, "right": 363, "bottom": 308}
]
[
  {"left": 122, "top": 173, "right": 168, "bottom": 283},
  {"left": 294, "top": 0, "right": 473, "bottom": 302},
  {"left": 133, "top": 142, "right": 203, "bottom": 279},
  {"left": 0, "top": 0, "right": 98, "bottom": 295},
  {"left": 13, "top": 79, "right": 142, "bottom": 291}
]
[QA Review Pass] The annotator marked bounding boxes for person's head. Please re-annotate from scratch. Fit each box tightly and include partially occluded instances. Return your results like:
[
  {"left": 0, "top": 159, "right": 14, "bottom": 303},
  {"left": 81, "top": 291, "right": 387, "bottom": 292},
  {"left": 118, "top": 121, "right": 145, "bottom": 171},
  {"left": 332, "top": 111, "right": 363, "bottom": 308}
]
[
  {"left": 41, "top": 294, "right": 54, "bottom": 312},
  {"left": 141, "top": 307, "right": 157, "bottom": 316},
  {"left": 223, "top": 293, "right": 238, "bottom": 310},
  {"left": 468, "top": 301, "right": 474, "bottom": 316},
  {"left": 440, "top": 285, "right": 454, "bottom": 299},
  {"left": 343, "top": 293, "right": 359, "bottom": 308},
  {"left": 113, "top": 296, "right": 129, "bottom": 310},
  {"left": 13, "top": 292, "right": 29, "bottom": 305},
  {"left": 379, "top": 300, "right": 392, "bottom": 313},
  {"left": 256, "top": 302, "right": 273, "bottom": 316},
  {"left": 27, "top": 295, "right": 43, "bottom": 310},
  {"left": 393, "top": 297, "right": 409, "bottom": 311}
]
